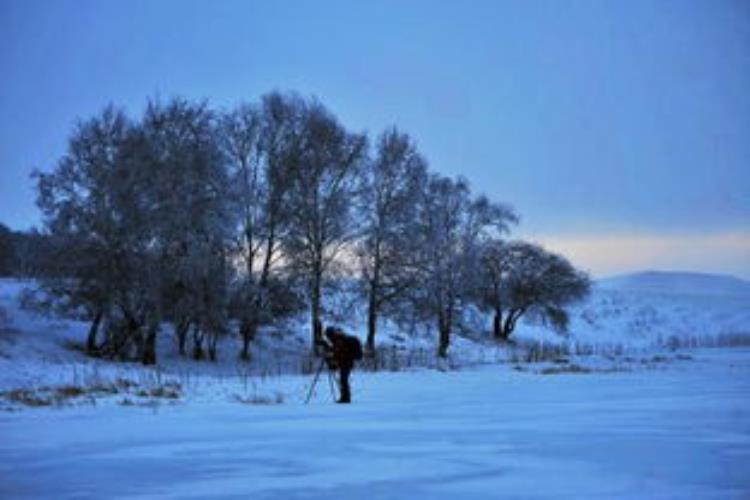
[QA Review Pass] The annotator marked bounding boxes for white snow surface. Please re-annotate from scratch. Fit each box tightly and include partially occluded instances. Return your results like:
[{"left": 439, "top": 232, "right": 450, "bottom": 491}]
[
  {"left": 1, "top": 351, "right": 749, "bottom": 499},
  {"left": 1, "top": 277, "right": 749, "bottom": 499}
]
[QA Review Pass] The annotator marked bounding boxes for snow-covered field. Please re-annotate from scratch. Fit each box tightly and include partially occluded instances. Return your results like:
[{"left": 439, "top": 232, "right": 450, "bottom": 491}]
[
  {"left": 1, "top": 276, "right": 749, "bottom": 499},
  {"left": 1, "top": 350, "right": 749, "bottom": 499}
]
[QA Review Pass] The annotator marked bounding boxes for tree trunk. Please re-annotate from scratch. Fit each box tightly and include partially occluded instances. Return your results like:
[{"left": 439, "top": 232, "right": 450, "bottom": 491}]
[
  {"left": 366, "top": 242, "right": 382, "bottom": 355},
  {"left": 366, "top": 285, "right": 378, "bottom": 355},
  {"left": 176, "top": 318, "right": 190, "bottom": 356},
  {"left": 240, "top": 318, "right": 256, "bottom": 361},
  {"left": 260, "top": 225, "right": 275, "bottom": 290},
  {"left": 141, "top": 322, "right": 158, "bottom": 366},
  {"left": 493, "top": 310, "right": 503, "bottom": 340},
  {"left": 502, "top": 312, "right": 514, "bottom": 340},
  {"left": 192, "top": 324, "right": 205, "bottom": 361},
  {"left": 502, "top": 308, "right": 524, "bottom": 340},
  {"left": 208, "top": 332, "right": 218, "bottom": 362},
  {"left": 438, "top": 326, "right": 450, "bottom": 358},
  {"left": 437, "top": 311, "right": 450, "bottom": 358},
  {"left": 116, "top": 312, "right": 141, "bottom": 361},
  {"left": 240, "top": 335, "right": 250, "bottom": 361},
  {"left": 311, "top": 272, "right": 322, "bottom": 350},
  {"left": 86, "top": 310, "right": 103, "bottom": 354},
  {"left": 509, "top": 314, "right": 521, "bottom": 337}
]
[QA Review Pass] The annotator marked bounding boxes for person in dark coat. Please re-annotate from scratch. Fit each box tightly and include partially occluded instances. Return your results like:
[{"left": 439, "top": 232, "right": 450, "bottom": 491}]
[{"left": 321, "top": 326, "right": 361, "bottom": 403}]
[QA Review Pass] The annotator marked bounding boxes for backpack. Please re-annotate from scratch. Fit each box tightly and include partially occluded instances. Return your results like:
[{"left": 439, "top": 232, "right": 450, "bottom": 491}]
[{"left": 344, "top": 334, "right": 363, "bottom": 361}]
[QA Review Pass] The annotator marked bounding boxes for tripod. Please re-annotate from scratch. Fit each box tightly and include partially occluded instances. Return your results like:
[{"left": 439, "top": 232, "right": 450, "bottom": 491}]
[{"left": 304, "top": 358, "right": 339, "bottom": 404}]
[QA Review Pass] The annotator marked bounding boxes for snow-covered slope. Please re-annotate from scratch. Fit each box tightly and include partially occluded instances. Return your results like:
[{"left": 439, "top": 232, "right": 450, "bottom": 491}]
[
  {"left": 463, "top": 270, "right": 750, "bottom": 355},
  {"left": 1, "top": 272, "right": 749, "bottom": 384},
  {"left": 598, "top": 270, "right": 750, "bottom": 297},
  {"left": 561, "top": 287, "right": 749, "bottom": 350}
]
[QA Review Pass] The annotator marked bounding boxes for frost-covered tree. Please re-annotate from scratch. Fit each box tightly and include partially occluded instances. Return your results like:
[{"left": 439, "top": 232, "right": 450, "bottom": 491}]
[
  {"left": 473, "top": 240, "right": 590, "bottom": 340},
  {"left": 410, "top": 175, "right": 517, "bottom": 357},
  {"left": 3, "top": 229, "right": 49, "bottom": 278},
  {"left": 220, "top": 94, "right": 303, "bottom": 360},
  {"left": 34, "top": 105, "right": 155, "bottom": 361},
  {"left": 34, "top": 92, "right": 576, "bottom": 367},
  {"left": 282, "top": 97, "right": 368, "bottom": 348},
  {"left": 0, "top": 224, "right": 40, "bottom": 277},
  {"left": 472, "top": 239, "right": 512, "bottom": 339},
  {"left": 139, "top": 98, "right": 234, "bottom": 362},
  {"left": 357, "top": 127, "right": 427, "bottom": 354},
  {"left": 220, "top": 101, "right": 264, "bottom": 359},
  {"left": 35, "top": 99, "right": 235, "bottom": 364}
]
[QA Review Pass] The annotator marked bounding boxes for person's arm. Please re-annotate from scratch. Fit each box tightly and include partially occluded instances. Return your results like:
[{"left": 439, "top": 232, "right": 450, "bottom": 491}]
[{"left": 316, "top": 338, "right": 337, "bottom": 368}]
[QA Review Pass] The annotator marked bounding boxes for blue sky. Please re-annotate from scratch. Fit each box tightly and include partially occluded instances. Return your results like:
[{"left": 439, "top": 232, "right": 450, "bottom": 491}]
[{"left": 1, "top": 0, "right": 748, "bottom": 277}]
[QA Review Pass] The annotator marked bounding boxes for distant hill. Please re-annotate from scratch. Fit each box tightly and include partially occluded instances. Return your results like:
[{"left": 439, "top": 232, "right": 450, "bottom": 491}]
[{"left": 597, "top": 271, "right": 750, "bottom": 298}]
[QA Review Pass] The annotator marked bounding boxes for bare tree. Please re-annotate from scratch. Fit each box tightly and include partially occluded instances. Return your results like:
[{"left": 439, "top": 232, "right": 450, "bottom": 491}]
[
  {"left": 35, "top": 92, "right": 582, "bottom": 368},
  {"left": 140, "top": 97, "right": 234, "bottom": 363},
  {"left": 357, "top": 127, "right": 427, "bottom": 354},
  {"left": 220, "top": 101, "right": 265, "bottom": 359},
  {"left": 36, "top": 99, "right": 233, "bottom": 364},
  {"left": 220, "top": 94, "right": 307, "bottom": 360},
  {"left": 411, "top": 175, "right": 517, "bottom": 357},
  {"left": 473, "top": 239, "right": 511, "bottom": 339},
  {"left": 474, "top": 240, "right": 591, "bottom": 340},
  {"left": 282, "top": 97, "right": 368, "bottom": 348},
  {"left": 34, "top": 105, "right": 152, "bottom": 361}
]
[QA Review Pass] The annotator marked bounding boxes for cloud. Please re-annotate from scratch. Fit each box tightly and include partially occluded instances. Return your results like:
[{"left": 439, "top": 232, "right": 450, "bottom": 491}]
[{"left": 522, "top": 232, "right": 750, "bottom": 279}]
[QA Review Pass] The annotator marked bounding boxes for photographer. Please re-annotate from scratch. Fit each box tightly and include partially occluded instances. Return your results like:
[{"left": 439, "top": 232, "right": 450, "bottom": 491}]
[{"left": 318, "top": 326, "right": 362, "bottom": 403}]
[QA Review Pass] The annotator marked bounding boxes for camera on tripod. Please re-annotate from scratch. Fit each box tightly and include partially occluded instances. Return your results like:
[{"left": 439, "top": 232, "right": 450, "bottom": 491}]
[{"left": 315, "top": 339, "right": 338, "bottom": 370}]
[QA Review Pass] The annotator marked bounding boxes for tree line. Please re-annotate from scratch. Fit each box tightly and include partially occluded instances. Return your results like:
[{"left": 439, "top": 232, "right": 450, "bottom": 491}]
[
  {"left": 22, "top": 92, "right": 590, "bottom": 364},
  {"left": 0, "top": 224, "right": 48, "bottom": 277}
]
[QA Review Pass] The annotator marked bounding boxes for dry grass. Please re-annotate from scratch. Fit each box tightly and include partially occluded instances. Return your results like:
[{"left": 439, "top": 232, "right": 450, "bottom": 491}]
[
  {"left": 538, "top": 364, "right": 632, "bottom": 375},
  {"left": 3, "top": 388, "right": 56, "bottom": 407},
  {"left": 135, "top": 381, "right": 181, "bottom": 399},
  {"left": 538, "top": 364, "right": 593, "bottom": 375},
  {"left": 1, "top": 377, "right": 183, "bottom": 409},
  {"left": 232, "top": 392, "right": 284, "bottom": 405}
]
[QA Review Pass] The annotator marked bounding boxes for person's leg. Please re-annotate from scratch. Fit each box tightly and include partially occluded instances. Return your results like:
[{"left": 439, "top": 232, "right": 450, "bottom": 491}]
[{"left": 338, "top": 365, "right": 351, "bottom": 403}]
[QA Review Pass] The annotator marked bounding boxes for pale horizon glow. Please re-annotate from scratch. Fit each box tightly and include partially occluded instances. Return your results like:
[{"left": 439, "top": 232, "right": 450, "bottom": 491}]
[{"left": 525, "top": 231, "right": 750, "bottom": 280}]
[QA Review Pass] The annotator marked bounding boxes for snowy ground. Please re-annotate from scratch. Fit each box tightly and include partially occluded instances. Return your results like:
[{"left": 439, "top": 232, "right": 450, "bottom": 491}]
[
  {"left": 1, "top": 349, "right": 749, "bottom": 499},
  {"left": 1, "top": 277, "right": 749, "bottom": 498}
]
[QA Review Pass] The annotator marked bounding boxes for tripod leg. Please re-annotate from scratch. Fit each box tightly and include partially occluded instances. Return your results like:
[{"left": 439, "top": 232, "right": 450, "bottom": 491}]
[{"left": 304, "top": 359, "right": 326, "bottom": 405}]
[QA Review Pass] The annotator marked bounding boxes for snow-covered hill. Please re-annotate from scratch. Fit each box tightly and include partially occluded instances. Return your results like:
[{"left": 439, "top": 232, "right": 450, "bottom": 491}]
[
  {"left": 459, "top": 271, "right": 748, "bottom": 355},
  {"left": 598, "top": 270, "right": 750, "bottom": 297}
]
